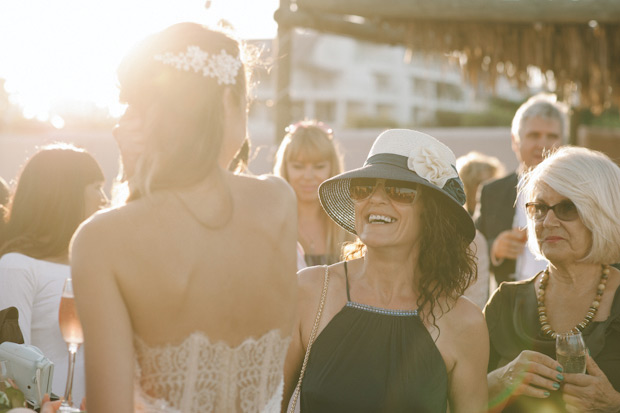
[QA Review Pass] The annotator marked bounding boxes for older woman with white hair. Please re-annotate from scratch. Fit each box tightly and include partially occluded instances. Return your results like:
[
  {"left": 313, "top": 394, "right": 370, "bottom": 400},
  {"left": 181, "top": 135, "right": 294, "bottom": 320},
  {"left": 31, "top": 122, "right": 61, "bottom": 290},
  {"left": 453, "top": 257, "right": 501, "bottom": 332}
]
[{"left": 485, "top": 146, "right": 620, "bottom": 412}]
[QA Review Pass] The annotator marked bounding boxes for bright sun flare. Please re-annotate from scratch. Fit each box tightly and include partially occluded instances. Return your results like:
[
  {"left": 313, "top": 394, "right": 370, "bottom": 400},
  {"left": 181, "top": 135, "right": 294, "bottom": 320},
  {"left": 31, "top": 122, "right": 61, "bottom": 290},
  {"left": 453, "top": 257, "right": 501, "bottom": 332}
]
[{"left": 0, "top": 0, "right": 277, "bottom": 125}]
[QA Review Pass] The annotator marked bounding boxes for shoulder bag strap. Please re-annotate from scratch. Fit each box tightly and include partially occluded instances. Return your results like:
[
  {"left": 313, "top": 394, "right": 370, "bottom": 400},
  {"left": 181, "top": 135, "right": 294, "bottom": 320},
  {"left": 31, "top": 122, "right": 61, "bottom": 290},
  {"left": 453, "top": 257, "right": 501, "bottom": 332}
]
[{"left": 288, "top": 265, "right": 330, "bottom": 413}]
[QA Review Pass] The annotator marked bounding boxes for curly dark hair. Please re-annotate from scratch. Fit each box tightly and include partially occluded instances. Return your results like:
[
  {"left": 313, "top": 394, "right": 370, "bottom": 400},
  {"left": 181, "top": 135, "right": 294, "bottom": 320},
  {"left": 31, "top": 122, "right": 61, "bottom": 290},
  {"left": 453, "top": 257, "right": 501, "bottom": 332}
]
[
  {"left": 416, "top": 185, "right": 477, "bottom": 326},
  {"left": 343, "top": 185, "right": 477, "bottom": 327}
]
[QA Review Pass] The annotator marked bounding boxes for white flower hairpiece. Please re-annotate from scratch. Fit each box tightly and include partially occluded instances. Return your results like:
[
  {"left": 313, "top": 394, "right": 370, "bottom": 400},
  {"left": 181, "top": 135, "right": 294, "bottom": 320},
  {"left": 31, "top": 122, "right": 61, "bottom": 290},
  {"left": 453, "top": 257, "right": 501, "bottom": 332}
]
[{"left": 154, "top": 45, "right": 242, "bottom": 85}]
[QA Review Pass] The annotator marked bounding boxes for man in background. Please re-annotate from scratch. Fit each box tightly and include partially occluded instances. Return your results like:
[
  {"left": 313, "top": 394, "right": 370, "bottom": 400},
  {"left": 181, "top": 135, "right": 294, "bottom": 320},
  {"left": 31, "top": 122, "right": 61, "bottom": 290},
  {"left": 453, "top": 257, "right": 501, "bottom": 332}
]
[{"left": 477, "top": 93, "right": 570, "bottom": 286}]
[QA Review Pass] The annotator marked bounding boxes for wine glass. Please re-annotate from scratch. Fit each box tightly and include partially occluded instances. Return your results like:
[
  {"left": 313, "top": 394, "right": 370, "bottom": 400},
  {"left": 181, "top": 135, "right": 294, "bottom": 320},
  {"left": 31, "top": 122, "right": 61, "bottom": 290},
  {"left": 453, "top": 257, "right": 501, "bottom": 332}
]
[
  {"left": 58, "top": 278, "right": 83, "bottom": 412},
  {"left": 556, "top": 331, "right": 587, "bottom": 374}
]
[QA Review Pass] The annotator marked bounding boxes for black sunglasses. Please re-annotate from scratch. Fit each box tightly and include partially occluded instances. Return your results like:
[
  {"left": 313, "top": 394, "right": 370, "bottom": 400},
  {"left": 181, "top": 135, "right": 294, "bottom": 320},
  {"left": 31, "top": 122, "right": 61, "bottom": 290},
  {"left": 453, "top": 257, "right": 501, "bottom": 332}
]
[
  {"left": 349, "top": 178, "right": 418, "bottom": 204},
  {"left": 524, "top": 200, "right": 579, "bottom": 222}
]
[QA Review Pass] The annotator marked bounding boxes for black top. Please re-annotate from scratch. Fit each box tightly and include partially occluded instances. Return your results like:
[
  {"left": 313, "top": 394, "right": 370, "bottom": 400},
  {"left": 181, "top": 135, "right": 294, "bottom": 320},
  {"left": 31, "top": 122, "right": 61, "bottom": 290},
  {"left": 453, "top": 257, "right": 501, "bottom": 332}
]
[
  {"left": 300, "top": 262, "right": 448, "bottom": 412},
  {"left": 476, "top": 172, "right": 519, "bottom": 284},
  {"left": 484, "top": 274, "right": 620, "bottom": 413}
]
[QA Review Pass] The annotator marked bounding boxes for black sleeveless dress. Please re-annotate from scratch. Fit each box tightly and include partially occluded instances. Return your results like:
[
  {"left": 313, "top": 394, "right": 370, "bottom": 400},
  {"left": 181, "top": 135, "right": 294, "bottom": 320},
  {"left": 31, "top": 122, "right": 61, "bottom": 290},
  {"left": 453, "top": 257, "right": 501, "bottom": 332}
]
[{"left": 300, "top": 262, "right": 448, "bottom": 412}]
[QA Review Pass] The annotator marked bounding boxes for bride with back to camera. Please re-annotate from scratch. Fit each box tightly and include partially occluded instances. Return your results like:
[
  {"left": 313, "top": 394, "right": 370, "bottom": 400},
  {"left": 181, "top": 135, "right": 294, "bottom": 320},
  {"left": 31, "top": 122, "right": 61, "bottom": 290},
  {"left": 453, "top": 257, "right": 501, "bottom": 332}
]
[{"left": 70, "top": 23, "right": 298, "bottom": 413}]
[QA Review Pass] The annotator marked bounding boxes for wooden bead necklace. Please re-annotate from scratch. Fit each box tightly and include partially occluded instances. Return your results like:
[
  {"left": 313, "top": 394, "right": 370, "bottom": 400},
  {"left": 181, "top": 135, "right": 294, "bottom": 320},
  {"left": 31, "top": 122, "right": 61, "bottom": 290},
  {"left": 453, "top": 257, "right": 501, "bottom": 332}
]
[{"left": 537, "top": 265, "right": 609, "bottom": 338}]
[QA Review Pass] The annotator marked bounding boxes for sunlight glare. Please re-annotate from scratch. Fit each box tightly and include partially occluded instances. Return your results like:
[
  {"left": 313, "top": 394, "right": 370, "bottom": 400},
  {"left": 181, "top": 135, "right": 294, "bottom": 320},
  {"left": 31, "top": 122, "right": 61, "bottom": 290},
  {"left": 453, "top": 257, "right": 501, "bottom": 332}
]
[{"left": 0, "top": 0, "right": 278, "bottom": 124}]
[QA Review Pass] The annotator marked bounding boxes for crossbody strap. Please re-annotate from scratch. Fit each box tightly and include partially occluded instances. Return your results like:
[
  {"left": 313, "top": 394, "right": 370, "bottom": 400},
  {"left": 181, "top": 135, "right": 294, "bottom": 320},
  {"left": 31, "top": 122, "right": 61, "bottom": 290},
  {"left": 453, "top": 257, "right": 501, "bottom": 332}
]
[{"left": 288, "top": 265, "right": 330, "bottom": 413}]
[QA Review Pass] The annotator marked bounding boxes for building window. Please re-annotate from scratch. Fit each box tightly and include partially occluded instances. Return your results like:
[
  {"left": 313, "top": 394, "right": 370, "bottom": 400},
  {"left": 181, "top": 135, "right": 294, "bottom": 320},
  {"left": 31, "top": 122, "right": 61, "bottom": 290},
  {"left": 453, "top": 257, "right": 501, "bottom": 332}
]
[
  {"left": 290, "top": 101, "right": 305, "bottom": 121},
  {"left": 315, "top": 101, "right": 336, "bottom": 123},
  {"left": 375, "top": 74, "right": 391, "bottom": 92},
  {"left": 376, "top": 104, "right": 394, "bottom": 119},
  {"left": 436, "top": 82, "right": 463, "bottom": 102}
]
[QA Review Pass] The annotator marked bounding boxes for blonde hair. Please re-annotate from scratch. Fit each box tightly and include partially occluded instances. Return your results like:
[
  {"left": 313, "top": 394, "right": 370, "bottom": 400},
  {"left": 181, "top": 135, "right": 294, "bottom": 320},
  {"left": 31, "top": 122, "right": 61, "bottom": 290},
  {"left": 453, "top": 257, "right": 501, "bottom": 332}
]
[
  {"left": 456, "top": 151, "right": 505, "bottom": 215},
  {"left": 520, "top": 146, "right": 620, "bottom": 264},
  {"left": 274, "top": 120, "right": 349, "bottom": 260}
]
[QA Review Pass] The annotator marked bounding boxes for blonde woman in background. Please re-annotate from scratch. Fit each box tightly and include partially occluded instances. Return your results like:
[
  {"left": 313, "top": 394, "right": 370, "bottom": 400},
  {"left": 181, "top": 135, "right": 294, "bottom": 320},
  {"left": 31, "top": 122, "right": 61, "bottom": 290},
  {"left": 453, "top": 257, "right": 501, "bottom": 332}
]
[
  {"left": 274, "top": 120, "right": 352, "bottom": 268},
  {"left": 456, "top": 151, "right": 505, "bottom": 217},
  {"left": 457, "top": 151, "right": 505, "bottom": 307}
]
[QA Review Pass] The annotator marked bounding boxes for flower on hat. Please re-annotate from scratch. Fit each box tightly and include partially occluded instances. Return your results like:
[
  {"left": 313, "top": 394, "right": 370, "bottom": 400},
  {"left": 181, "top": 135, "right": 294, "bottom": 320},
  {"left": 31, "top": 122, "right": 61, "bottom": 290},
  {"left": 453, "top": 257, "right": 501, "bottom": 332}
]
[{"left": 407, "top": 145, "right": 458, "bottom": 188}]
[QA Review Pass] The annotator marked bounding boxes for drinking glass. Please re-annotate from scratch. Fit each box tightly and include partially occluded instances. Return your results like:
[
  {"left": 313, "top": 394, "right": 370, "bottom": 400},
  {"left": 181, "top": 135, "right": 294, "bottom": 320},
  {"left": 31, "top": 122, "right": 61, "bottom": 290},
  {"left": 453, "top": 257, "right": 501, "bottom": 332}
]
[
  {"left": 555, "top": 331, "right": 587, "bottom": 374},
  {"left": 58, "top": 278, "right": 83, "bottom": 412}
]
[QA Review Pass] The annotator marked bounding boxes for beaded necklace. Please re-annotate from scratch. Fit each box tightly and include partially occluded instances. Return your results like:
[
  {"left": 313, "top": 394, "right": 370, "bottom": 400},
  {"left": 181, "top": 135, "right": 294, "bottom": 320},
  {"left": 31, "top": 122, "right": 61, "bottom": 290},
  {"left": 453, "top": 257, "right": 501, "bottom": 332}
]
[{"left": 537, "top": 265, "right": 609, "bottom": 338}]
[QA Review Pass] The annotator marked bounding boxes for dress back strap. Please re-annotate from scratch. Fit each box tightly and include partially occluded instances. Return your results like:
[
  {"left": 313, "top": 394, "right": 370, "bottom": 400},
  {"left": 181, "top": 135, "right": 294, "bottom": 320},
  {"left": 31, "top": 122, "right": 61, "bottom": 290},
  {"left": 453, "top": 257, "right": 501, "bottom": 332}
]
[{"left": 344, "top": 261, "right": 351, "bottom": 301}]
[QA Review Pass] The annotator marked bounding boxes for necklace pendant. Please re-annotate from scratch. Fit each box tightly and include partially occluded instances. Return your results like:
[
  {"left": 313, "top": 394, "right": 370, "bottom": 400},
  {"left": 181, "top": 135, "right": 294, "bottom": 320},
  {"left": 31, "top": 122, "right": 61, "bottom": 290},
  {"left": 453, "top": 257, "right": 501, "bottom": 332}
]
[{"left": 537, "top": 265, "right": 609, "bottom": 338}]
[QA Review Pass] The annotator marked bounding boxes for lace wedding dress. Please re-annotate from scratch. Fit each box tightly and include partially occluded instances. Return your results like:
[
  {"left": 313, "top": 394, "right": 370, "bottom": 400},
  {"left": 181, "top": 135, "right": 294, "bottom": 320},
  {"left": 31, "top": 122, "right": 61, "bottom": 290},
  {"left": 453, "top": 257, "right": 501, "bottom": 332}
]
[{"left": 133, "top": 329, "right": 290, "bottom": 412}]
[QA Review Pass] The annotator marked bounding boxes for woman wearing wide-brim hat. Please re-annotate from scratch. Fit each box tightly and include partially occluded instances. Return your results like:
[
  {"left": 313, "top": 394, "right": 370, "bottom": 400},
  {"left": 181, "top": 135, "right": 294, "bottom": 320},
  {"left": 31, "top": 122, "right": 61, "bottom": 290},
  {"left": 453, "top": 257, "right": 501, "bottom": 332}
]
[{"left": 282, "top": 129, "right": 489, "bottom": 412}]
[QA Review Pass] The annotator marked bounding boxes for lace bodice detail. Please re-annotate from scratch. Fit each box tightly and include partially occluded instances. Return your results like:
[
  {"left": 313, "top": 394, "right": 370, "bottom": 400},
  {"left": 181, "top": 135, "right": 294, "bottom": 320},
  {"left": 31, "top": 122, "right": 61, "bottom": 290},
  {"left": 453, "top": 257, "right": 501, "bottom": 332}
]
[{"left": 133, "top": 330, "right": 290, "bottom": 413}]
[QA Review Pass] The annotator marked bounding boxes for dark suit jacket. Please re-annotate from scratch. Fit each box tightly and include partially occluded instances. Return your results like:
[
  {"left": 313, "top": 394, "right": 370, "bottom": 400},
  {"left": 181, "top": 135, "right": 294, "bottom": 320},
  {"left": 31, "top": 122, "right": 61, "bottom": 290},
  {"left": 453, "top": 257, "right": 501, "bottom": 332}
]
[{"left": 476, "top": 172, "right": 519, "bottom": 284}]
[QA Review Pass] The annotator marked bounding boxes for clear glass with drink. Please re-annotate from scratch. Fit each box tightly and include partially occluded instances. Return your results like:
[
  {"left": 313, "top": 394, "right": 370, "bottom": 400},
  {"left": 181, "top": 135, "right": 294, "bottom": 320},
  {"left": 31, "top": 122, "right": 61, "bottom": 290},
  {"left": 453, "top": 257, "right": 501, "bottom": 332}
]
[
  {"left": 556, "top": 331, "right": 587, "bottom": 374},
  {"left": 58, "top": 278, "right": 83, "bottom": 412}
]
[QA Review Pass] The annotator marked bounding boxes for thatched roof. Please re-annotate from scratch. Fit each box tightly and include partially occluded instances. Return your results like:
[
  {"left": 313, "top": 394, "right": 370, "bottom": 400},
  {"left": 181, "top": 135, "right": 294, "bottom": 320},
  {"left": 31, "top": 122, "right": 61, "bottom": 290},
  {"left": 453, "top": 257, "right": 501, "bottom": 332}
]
[{"left": 275, "top": 0, "right": 620, "bottom": 113}]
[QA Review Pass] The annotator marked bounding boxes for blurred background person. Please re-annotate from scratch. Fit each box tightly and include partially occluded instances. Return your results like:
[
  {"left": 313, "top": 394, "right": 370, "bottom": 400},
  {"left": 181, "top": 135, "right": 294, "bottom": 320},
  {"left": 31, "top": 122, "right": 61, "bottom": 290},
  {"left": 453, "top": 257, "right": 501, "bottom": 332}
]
[
  {"left": 457, "top": 151, "right": 505, "bottom": 308},
  {"left": 0, "top": 143, "right": 107, "bottom": 406},
  {"left": 477, "top": 93, "right": 569, "bottom": 286},
  {"left": 71, "top": 23, "right": 298, "bottom": 412},
  {"left": 0, "top": 176, "right": 9, "bottom": 238},
  {"left": 456, "top": 151, "right": 504, "bottom": 309},
  {"left": 485, "top": 146, "right": 620, "bottom": 412},
  {"left": 456, "top": 151, "right": 505, "bottom": 217},
  {"left": 274, "top": 120, "right": 352, "bottom": 267}
]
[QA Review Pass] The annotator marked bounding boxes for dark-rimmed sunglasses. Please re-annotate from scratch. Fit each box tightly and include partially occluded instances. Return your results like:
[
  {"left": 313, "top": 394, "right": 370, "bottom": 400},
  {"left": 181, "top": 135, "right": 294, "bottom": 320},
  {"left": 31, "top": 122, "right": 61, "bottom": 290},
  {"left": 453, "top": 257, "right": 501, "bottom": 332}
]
[
  {"left": 524, "top": 200, "right": 579, "bottom": 222},
  {"left": 349, "top": 178, "right": 418, "bottom": 204}
]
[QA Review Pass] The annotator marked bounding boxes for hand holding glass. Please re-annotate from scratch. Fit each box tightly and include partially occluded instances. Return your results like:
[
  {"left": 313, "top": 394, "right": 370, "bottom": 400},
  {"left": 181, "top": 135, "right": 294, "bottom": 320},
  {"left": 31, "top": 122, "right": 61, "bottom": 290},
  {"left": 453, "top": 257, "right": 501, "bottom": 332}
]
[
  {"left": 58, "top": 278, "right": 83, "bottom": 412},
  {"left": 556, "top": 331, "right": 587, "bottom": 374}
]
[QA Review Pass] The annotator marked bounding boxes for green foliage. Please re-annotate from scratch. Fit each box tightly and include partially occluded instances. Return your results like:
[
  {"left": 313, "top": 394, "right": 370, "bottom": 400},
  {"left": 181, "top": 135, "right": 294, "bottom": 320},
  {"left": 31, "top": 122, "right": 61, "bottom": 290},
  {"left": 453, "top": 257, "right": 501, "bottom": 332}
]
[
  {"left": 434, "top": 97, "right": 519, "bottom": 127},
  {"left": 346, "top": 115, "right": 400, "bottom": 129},
  {"left": 577, "top": 106, "right": 620, "bottom": 128},
  {"left": 0, "top": 380, "right": 26, "bottom": 412}
]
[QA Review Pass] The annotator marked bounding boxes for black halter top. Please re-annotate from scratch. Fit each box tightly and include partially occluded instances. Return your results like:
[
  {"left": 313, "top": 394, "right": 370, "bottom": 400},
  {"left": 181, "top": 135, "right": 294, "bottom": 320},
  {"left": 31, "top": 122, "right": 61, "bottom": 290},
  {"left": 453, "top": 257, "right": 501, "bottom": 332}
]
[{"left": 300, "top": 262, "right": 449, "bottom": 412}]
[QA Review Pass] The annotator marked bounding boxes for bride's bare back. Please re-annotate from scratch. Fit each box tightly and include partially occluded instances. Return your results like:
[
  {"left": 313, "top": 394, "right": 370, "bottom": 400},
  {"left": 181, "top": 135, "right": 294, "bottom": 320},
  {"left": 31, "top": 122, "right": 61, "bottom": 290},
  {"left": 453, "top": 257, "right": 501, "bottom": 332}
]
[{"left": 71, "top": 173, "right": 298, "bottom": 412}]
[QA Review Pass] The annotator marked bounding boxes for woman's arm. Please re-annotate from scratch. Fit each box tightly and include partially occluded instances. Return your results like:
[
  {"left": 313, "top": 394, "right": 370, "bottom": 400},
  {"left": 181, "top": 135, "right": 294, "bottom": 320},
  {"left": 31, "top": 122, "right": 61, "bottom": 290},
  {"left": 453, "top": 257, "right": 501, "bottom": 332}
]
[
  {"left": 281, "top": 317, "right": 304, "bottom": 412},
  {"left": 70, "top": 216, "right": 134, "bottom": 413},
  {"left": 280, "top": 266, "right": 328, "bottom": 412},
  {"left": 447, "top": 300, "right": 489, "bottom": 413}
]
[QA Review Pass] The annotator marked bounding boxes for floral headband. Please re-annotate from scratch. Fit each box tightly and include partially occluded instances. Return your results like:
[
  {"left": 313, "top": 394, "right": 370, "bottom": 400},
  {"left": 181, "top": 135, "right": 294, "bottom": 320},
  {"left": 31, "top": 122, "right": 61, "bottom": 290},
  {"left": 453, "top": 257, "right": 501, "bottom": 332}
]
[
  {"left": 154, "top": 45, "right": 242, "bottom": 85},
  {"left": 285, "top": 120, "right": 334, "bottom": 138}
]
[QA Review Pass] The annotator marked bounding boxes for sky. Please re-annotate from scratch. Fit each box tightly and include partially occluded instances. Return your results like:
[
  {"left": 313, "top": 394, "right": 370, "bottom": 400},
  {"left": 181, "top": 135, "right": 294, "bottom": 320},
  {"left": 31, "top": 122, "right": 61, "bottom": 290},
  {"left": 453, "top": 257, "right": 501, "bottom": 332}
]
[{"left": 0, "top": 0, "right": 279, "bottom": 123}]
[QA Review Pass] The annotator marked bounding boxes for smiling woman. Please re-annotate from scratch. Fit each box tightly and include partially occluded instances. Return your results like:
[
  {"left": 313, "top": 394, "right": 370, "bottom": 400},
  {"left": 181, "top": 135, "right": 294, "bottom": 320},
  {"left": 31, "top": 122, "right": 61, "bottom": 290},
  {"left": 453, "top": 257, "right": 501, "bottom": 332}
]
[
  {"left": 282, "top": 129, "right": 488, "bottom": 413},
  {"left": 0, "top": 0, "right": 278, "bottom": 123}
]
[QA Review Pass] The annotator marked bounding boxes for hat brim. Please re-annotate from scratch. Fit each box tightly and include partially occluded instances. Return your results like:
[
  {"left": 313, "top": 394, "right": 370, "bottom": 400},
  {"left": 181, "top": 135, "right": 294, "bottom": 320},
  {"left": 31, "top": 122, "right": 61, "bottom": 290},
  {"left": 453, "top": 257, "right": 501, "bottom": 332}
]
[{"left": 318, "top": 162, "right": 476, "bottom": 243}]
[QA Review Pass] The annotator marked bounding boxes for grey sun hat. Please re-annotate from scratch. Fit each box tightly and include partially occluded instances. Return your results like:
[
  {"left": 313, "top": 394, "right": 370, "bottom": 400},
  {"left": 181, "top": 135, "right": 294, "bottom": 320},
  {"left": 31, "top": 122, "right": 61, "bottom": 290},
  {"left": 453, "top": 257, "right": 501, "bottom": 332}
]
[{"left": 318, "top": 129, "right": 476, "bottom": 243}]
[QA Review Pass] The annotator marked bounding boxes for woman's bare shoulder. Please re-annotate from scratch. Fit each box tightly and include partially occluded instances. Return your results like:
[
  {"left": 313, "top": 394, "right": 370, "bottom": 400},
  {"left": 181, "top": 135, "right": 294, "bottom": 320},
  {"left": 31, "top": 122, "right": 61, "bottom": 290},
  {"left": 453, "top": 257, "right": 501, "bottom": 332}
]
[
  {"left": 297, "top": 262, "right": 348, "bottom": 303},
  {"left": 72, "top": 200, "right": 153, "bottom": 251},
  {"left": 442, "top": 295, "right": 488, "bottom": 342},
  {"left": 244, "top": 174, "right": 295, "bottom": 203},
  {"left": 233, "top": 174, "right": 296, "bottom": 224}
]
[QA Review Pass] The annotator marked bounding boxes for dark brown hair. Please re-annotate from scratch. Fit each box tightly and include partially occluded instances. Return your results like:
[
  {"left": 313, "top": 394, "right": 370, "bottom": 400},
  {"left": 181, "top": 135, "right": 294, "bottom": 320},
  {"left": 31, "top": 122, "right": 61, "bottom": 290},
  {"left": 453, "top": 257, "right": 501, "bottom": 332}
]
[
  {"left": 344, "top": 185, "right": 477, "bottom": 325},
  {"left": 416, "top": 185, "right": 477, "bottom": 325},
  {"left": 0, "top": 144, "right": 104, "bottom": 260},
  {"left": 117, "top": 22, "right": 249, "bottom": 198}
]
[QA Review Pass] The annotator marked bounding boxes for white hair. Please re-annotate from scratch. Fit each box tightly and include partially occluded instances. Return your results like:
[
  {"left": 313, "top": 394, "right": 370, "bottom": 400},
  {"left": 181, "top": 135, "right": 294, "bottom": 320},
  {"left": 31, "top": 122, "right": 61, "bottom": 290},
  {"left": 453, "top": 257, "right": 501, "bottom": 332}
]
[
  {"left": 511, "top": 93, "right": 570, "bottom": 143},
  {"left": 520, "top": 146, "right": 620, "bottom": 264}
]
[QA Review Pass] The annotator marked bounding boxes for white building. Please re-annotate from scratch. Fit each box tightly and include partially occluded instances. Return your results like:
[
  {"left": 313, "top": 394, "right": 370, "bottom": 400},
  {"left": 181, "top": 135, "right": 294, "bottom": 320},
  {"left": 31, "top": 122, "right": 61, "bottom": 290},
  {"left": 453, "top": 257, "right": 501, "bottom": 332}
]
[{"left": 248, "top": 30, "right": 483, "bottom": 134}]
